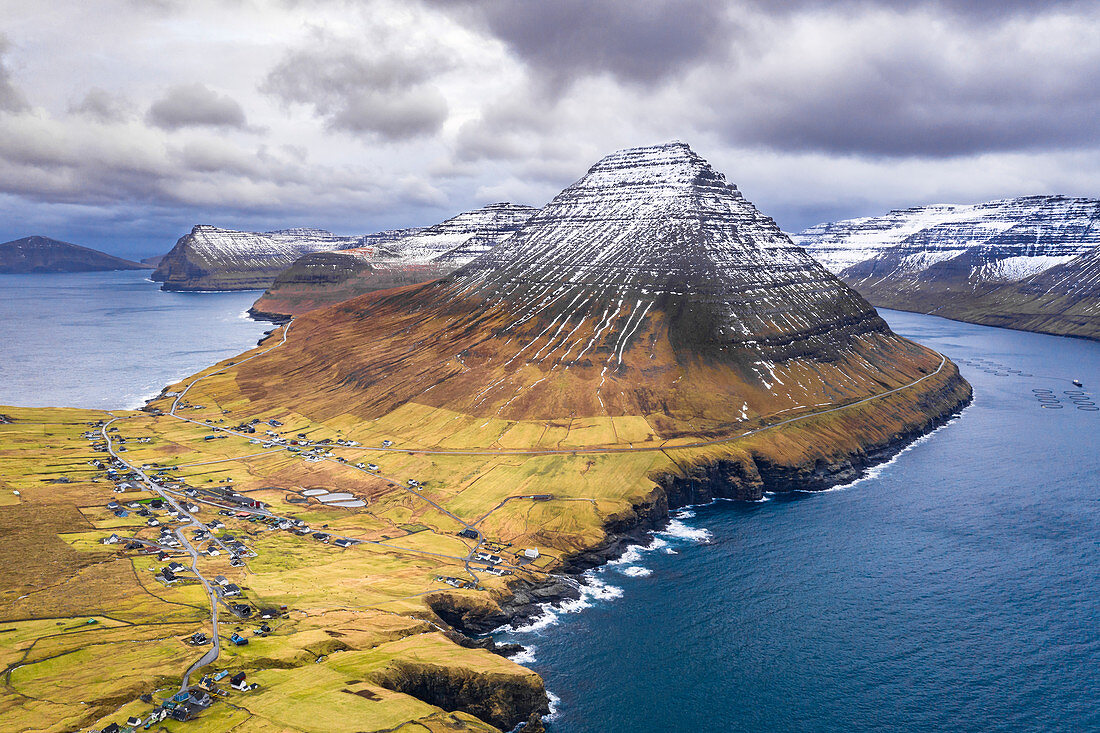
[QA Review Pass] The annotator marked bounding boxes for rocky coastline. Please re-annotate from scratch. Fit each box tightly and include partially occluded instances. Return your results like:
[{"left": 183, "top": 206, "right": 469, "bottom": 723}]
[{"left": 432, "top": 364, "right": 972, "bottom": 641}]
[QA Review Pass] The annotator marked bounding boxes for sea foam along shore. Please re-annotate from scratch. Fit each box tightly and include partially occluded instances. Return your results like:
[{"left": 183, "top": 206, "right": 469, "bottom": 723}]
[
  {"left": 490, "top": 395, "right": 971, "bottom": 668},
  {"left": 495, "top": 512, "right": 718, "bottom": 644}
]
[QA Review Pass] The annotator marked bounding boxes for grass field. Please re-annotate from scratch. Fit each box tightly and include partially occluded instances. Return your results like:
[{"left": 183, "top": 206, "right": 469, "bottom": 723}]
[{"left": 0, "top": 314, "right": 969, "bottom": 733}]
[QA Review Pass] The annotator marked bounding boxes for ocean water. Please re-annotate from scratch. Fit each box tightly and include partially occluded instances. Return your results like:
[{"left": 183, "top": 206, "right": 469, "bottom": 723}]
[
  {"left": 497, "top": 310, "right": 1100, "bottom": 732},
  {"left": 0, "top": 271, "right": 271, "bottom": 410}
]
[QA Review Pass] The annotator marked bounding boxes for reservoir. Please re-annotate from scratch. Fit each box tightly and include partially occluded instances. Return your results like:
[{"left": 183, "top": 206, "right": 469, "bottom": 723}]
[
  {"left": 498, "top": 309, "right": 1100, "bottom": 732},
  {"left": 0, "top": 270, "right": 270, "bottom": 410}
]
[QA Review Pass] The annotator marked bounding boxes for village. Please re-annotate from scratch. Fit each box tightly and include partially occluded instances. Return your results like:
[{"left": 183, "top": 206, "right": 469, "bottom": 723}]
[{"left": 78, "top": 408, "right": 544, "bottom": 732}]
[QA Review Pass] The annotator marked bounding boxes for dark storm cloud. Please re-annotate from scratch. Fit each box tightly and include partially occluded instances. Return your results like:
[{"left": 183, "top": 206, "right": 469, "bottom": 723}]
[
  {"left": 69, "top": 88, "right": 130, "bottom": 123},
  {"left": 752, "top": 0, "right": 1090, "bottom": 16},
  {"left": 146, "top": 83, "right": 249, "bottom": 131},
  {"left": 705, "top": 13, "right": 1100, "bottom": 158},
  {"left": 261, "top": 44, "right": 449, "bottom": 140},
  {"left": 425, "top": 0, "right": 736, "bottom": 88},
  {"left": 0, "top": 35, "right": 28, "bottom": 113}
]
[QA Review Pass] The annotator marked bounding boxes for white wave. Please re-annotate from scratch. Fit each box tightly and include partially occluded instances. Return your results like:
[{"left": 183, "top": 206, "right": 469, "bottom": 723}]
[
  {"left": 545, "top": 690, "right": 561, "bottom": 720},
  {"left": 664, "top": 547, "right": 678, "bottom": 555},
  {"left": 673, "top": 508, "right": 695, "bottom": 519},
  {"left": 656, "top": 519, "right": 713, "bottom": 543},
  {"left": 501, "top": 573, "right": 624, "bottom": 634},
  {"left": 620, "top": 566, "right": 652, "bottom": 577},
  {"left": 508, "top": 644, "right": 537, "bottom": 665},
  {"left": 607, "top": 535, "right": 668, "bottom": 565}
]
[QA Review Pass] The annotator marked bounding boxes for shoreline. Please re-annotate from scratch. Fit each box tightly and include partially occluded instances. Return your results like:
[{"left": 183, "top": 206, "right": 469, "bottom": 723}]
[{"left": 432, "top": 376, "right": 972, "bottom": 642}]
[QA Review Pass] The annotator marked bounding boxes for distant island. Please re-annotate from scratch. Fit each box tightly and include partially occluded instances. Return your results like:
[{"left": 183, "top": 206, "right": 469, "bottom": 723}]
[{"left": 0, "top": 236, "right": 150, "bottom": 274}]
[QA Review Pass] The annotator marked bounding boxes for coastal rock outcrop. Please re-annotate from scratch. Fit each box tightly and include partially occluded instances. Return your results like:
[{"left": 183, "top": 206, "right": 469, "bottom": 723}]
[
  {"left": 793, "top": 195, "right": 1100, "bottom": 339},
  {"left": 250, "top": 203, "right": 536, "bottom": 318},
  {"left": 0, "top": 236, "right": 149, "bottom": 274},
  {"left": 374, "top": 658, "right": 549, "bottom": 732}
]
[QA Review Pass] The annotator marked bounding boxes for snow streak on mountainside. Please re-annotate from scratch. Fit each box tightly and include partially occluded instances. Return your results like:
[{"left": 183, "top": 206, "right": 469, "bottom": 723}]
[
  {"left": 231, "top": 142, "right": 960, "bottom": 436},
  {"left": 791, "top": 196, "right": 1100, "bottom": 340},
  {"left": 793, "top": 195, "right": 1100, "bottom": 284},
  {"left": 151, "top": 226, "right": 367, "bottom": 291},
  {"left": 950, "top": 245, "right": 1100, "bottom": 340},
  {"left": 250, "top": 203, "right": 536, "bottom": 318}
]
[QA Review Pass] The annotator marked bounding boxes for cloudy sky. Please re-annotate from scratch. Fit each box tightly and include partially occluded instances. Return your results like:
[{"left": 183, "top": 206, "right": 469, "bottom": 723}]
[{"left": 2, "top": 0, "right": 1098, "bottom": 259}]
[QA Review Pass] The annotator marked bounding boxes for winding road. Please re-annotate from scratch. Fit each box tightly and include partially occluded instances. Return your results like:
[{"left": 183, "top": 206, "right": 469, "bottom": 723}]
[{"left": 100, "top": 418, "right": 222, "bottom": 694}]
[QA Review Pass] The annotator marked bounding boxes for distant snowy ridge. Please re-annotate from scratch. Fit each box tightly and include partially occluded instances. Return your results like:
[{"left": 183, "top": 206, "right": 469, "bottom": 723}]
[
  {"left": 793, "top": 195, "right": 1100, "bottom": 284},
  {"left": 152, "top": 203, "right": 535, "bottom": 292},
  {"left": 792, "top": 195, "right": 1100, "bottom": 341}
]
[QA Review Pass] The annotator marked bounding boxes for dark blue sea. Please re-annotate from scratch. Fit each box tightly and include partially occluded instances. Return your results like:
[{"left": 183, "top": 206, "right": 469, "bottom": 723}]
[
  {"left": 0, "top": 270, "right": 270, "bottom": 409},
  {"left": 497, "top": 310, "right": 1100, "bottom": 732}
]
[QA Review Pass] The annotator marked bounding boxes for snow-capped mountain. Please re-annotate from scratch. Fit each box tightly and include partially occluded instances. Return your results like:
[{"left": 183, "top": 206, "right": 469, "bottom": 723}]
[
  {"left": 151, "top": 203, "right": 535, "bottom": 292},
  {"left": 791, "top": 196, "right": 1100, "bottom": 339},
  {"left": 453, "top": 142, "right": 890, "bottom": 358},
  {"left": 233, "top": 141, "right": 965, "bottom": 438},
  {"left": 249, "top": 203, "right": 536, "bottom": 318},
  {"left": 373, "top": 202, "right": 537, "bottom": 264},
  {"left": 950, "top": 244, "right": 1100, "bottom": 340},
  {"left": 793, "top": 195, "right": 1100, "bottom": 285},
  {"left": 151, "top": 225, "right": 366, "bottom": 291}
]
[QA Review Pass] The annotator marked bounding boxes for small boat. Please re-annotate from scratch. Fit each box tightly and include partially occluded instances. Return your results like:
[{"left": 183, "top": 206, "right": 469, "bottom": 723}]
[{"left": 1072, "top": 379, "right": 1084, "bottom": 387}]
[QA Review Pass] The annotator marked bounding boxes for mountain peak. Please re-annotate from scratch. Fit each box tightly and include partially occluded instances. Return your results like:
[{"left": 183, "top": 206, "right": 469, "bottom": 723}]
[{"left": 580, "top": 141, "right": 730, "bottom": 191}]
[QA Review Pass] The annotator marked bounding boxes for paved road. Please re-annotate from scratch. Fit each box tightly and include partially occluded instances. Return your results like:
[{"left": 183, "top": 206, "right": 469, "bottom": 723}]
[
  {"left": 101, "top": 417, "right": 223, "bottom": 693},
  {"left": 154, "top": 318, "right": 951, "bottom": 586}
]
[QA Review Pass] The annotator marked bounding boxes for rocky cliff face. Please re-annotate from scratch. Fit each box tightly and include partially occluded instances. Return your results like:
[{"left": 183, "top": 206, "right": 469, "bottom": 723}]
[
  {"left": 232, "top": 142, "right": 962, "bottom": 438},
  {"left": 0, "top": 236, "right": 149, "bottom": 274},
  {"left": 250, "top": 203, "right": 536, "bottom": 318}
]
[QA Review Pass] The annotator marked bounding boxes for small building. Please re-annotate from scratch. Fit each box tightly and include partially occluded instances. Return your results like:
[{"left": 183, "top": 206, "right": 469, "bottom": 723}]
[
  {"left": 213, "top": 670, "right": 229, "bottom": 681},
  {"left": 221, "top": 583, "right": 241, "bottom": 597},
  {"left": 522, "top": 548, "right": 540, "bottom": 559},
  {"left": 230, "top": 672, "right": 247, "bottom": 690},
  {"left": 458, "top": 528, "right": 479, "bottom": 540},
  {"left": 333, "top": 538, "right": 354, "bottom": 548},
  {"left": 214, "top": 575, "right": 228, "bottom": 586},
  {"left": 102, "top": 533, "right": 121, "bottom": 545},
  {"left": 189, "top": 688, "right": 212, "bottom": 706},
  {"left": 229, "top": 632, "right": 248, "bottom": 646}
]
